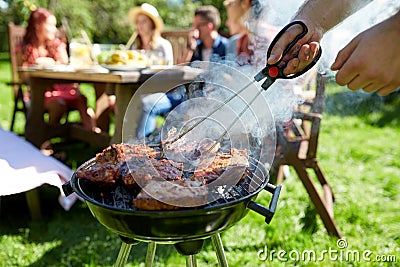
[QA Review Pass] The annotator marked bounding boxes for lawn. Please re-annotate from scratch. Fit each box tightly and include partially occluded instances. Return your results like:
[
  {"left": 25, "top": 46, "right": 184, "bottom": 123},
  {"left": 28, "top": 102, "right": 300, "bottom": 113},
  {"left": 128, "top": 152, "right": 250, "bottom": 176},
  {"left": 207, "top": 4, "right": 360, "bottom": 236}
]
[{"left": 0, "top": 52, "right": 399, "bottom": 266}]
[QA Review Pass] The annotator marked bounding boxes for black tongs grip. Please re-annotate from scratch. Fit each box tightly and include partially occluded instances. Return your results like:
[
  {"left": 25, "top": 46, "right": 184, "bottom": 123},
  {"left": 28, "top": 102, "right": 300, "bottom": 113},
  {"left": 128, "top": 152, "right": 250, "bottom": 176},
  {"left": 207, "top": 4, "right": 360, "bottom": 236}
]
[{"left": 254, "top": 21, "right": 322, "bottom": 90}]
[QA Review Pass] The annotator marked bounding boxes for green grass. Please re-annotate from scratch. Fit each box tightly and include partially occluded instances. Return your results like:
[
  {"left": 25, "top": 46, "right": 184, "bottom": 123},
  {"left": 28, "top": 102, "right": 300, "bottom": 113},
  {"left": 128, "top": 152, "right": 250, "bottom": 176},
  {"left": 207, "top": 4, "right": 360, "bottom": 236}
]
[{"left": 0, "top": 52, "right": 399, "bottom": 266}]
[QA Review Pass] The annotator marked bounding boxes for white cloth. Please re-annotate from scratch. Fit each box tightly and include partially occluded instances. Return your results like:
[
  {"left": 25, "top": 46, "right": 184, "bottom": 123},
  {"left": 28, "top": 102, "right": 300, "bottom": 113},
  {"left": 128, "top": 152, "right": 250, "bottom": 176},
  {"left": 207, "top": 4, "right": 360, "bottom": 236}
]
[{"left": 0, "top": 128, "right": 78, "bottom": 210}]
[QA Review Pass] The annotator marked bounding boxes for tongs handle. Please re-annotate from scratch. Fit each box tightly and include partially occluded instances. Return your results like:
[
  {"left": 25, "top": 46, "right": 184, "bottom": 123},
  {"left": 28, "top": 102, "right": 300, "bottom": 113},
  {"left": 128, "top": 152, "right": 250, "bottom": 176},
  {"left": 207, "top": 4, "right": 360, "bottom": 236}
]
[
  {"left": 254, "top": 21, "right": 322, "bottom": 90},
  {"left": 247, "top": 183, "right": 282, "bottom": 224}
]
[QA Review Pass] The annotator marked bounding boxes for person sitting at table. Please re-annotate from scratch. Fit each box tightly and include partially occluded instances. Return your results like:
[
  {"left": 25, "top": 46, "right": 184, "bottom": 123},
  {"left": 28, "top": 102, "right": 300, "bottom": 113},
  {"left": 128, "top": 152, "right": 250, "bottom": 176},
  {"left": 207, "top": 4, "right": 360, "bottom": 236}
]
[
  {"left": 136, "top": 5, "right": 229, "bottom": 140},
  {"left": 17, "top": 7, "right": 97, "bottom": 132},
  {"left": 128, "top": 3, "right": 174, "bottom": 65},
  {"left": 128, "top": 3, "right": 175, "bottom": 139},
  {"left": 177, "top": 5, "right": 229, "bottom": 64}
]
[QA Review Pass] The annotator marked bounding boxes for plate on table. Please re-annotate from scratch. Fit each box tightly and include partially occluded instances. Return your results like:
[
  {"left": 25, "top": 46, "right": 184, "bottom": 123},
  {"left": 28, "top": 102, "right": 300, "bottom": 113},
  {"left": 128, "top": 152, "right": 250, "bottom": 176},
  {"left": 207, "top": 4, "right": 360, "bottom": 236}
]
[
  {"left": 74, "top": 65, "right": 109, "bottom": 73},
  {"left": 148, "top": 65, "right": 183, "bottom": 72},
  {"left": 101, "top": 64, "right": 148, "bottom": 72},
  {"left": 42, "top": 64, "right": 75, "bottom": 72},
  {"left": 19, "top": 65, "right": 42, "bottom": 71}
]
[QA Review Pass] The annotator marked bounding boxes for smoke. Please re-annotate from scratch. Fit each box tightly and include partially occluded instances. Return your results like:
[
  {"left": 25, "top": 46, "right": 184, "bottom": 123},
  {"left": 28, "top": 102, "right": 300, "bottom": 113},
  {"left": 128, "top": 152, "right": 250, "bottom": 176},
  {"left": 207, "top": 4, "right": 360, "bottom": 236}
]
[
  {"left": 240, "top": 0, "right": 399, "bottom": 123},
  {"left": 237, "top": 1, "right": 308, "bottom": 129},
  {"left": 263, "top": 0, "right": 400, "bottom": 75},
  {"left": 175, "top": 62, "right": 277, "bottom": 166}
]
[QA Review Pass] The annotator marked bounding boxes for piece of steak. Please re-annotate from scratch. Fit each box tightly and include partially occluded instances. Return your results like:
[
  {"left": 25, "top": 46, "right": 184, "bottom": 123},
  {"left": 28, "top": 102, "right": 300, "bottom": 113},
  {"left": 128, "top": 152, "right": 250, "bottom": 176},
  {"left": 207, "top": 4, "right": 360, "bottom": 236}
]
[
  {"left": 122, "top": 157, "right": 184, "bottom": 188},
  {"left": 194, "top": 148, "right": 249, "bottom": 184},
  {"left": 117, "top": 143, "right": 158, "bottom": 161},
  {"left": 75, "top": 162, "right": 120, "bottom": 185},
  {"left": 132, "top": 178, "right": 207, "bottom": 210}
]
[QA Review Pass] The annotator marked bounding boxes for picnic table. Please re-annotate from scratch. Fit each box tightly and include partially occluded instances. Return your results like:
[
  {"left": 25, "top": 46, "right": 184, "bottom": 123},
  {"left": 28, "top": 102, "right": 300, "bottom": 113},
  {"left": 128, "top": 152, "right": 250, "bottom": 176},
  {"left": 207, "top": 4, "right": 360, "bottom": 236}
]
[{"left": 19, "top": 65, "right": 200, "bottom": 147}]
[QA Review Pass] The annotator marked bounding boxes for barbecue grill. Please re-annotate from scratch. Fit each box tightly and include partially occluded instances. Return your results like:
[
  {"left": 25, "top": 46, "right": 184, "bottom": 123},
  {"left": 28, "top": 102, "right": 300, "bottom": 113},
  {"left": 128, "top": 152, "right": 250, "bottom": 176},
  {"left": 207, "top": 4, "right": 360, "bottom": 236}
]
[
  {"left": 63, "top": 155, "right": 281, "bottom": 267},
  {"left": 63, "top": 60, "right": 283, "bottom": 266},
  {"left": 61, "top": 20, "right": 323, "bottom": 265}
]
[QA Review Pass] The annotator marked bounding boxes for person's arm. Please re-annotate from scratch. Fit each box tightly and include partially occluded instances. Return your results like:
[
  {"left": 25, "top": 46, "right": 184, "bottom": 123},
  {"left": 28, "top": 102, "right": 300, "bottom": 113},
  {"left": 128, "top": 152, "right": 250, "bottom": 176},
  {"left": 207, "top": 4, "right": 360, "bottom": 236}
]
[
  {"left": 267, "top": 0, "right": 373, "bottom": 74},
  {"left": 177, "top": 29, "right": 197, "bottom": 65},
  {"left": 53, "top": 39, "right": 69, "bottom": 64},
  {"left": 294, "top": 0, "right": 373, "bottom": 34}
]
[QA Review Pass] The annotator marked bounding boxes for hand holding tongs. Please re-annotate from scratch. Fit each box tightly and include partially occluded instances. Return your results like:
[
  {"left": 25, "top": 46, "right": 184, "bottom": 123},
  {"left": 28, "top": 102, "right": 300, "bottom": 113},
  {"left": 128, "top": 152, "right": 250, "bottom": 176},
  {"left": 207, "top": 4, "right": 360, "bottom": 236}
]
[
  {"left": 254, "top": 20, "right": 322, "bottom": 91},
  {"left": 162, "top": 21, "right": 322, "bottom": 155}
]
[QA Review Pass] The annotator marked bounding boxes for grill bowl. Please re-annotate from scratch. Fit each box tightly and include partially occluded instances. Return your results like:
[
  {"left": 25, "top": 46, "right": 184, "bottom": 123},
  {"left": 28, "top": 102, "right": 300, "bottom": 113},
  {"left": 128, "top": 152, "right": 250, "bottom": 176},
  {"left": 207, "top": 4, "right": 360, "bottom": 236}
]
[
  {"left": 63, "top": 156, "right": 280, "bottom": 243},
  {"left": 84, "top": 191, "right": 254, "bottom": 242}
]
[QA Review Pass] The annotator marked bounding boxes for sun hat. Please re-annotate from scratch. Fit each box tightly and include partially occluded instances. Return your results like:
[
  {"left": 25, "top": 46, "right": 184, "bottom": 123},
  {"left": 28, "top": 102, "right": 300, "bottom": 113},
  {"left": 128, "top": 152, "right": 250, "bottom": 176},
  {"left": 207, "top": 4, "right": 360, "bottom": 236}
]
[
  {"left": 223, "top": 0, "right": 238, "bottom": 6},
  {"left": 129, "top": 3, "right": 164, "bottom": 32}
]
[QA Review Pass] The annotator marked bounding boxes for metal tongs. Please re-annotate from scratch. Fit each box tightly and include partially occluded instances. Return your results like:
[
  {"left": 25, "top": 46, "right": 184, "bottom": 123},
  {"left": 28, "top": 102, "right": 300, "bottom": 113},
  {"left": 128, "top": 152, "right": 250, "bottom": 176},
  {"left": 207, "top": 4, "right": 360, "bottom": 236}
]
[{"left": 162, "top": 21, "right": 322, "bottom": 155}]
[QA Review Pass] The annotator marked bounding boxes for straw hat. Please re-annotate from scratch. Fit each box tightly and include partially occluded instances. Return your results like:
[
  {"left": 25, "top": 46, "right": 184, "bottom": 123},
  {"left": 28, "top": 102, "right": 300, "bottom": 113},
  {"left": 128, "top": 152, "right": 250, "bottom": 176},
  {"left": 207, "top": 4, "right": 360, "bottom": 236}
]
[
  {"left": 129, "top": 3, "right": 164, "bottom": 32},
  {"left": 223, "top": 0, "right": 238, "bottom": 6}
]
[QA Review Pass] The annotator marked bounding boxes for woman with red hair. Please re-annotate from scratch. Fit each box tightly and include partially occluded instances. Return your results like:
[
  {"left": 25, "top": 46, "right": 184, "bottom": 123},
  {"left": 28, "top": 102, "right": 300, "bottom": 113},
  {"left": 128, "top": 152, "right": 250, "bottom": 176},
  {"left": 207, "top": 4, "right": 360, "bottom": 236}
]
[{"left": 18, "top": 8, "right": 96, "bottom": 131}]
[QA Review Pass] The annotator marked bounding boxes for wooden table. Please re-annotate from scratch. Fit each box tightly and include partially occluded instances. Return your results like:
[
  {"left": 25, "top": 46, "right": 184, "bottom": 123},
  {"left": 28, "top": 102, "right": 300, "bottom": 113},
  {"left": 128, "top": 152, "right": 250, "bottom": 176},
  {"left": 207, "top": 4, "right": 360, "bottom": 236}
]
[{"left": 19, "top": 66, "right": 200, "bottom": 148}]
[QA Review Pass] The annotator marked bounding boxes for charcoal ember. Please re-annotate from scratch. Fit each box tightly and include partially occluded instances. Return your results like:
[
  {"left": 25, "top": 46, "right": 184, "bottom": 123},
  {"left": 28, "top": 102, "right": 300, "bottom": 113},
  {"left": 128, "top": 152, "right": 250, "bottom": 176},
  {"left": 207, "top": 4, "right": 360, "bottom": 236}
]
[
  {"left": 231, "top": 184, "right": 249, "bottom": 196},
  {"left": 113, "top": 185, "right": 133, "bottom": 209},
  {"left": 225, "top": 186, "right": 244, "bottom": 200}
]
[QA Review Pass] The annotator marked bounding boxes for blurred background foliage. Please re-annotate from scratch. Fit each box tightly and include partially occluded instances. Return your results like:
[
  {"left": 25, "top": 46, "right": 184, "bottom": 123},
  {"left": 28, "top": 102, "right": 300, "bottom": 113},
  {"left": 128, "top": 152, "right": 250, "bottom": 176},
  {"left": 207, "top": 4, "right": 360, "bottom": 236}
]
[{"left": 0, "top": 0, "right": 228, "bottom": 51}]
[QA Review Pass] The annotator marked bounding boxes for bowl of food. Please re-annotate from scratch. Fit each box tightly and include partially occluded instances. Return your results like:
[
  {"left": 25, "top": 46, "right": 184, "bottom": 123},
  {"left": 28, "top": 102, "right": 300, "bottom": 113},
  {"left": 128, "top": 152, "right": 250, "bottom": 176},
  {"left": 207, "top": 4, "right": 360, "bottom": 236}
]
[
  {"left": 92, "top": 44, "right": 121, "bottom": 64},
  {"left": 99, "top": 49, "right": 150, "bottom": 71}
]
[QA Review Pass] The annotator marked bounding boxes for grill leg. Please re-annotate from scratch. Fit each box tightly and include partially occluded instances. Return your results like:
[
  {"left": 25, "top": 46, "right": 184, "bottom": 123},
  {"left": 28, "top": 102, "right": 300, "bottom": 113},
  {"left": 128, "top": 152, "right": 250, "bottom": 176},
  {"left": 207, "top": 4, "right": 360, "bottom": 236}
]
[
  {"left": 211, "top": 234, "right": 229, "bottom": 267},
  {"left": 114, "top": 242, "right": 133, "bottom": 267},
  {"left": 145, "top": 242, "right": 157, "bottom": 267},
  {"left": 185, "top": 255, "right": 197, "bottom": 267}
]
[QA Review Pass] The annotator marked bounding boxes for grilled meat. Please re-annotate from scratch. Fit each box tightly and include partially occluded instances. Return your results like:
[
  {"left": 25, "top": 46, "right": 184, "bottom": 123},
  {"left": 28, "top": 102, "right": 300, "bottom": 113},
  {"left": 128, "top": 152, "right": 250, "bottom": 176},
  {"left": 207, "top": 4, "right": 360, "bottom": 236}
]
[
  {"left": 75, "top": 162, "right": 120, "bottom": 185},
  {"left": 122, "top": 157, "right": 183, "bottom": 188},
  {"left": 132, "top": 178, "right": 207, "bottom": 210},
  {"left": 194, "top": 148, "right": 249, "bottom": 183},
  {"left": 117, "top": 143, "right": 158, "bottom": 161},
  {"left": 76, "top": 143, "right": 249, "bottom": 210}
]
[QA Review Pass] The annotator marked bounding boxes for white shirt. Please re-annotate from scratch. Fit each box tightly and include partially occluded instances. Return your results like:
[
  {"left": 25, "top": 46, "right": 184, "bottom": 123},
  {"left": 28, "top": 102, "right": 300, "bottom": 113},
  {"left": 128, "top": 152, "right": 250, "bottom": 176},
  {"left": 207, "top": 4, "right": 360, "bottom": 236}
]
[
  {"left": 131, "top": 37, "right": 174, "bottom": 65},
  {"left": 202, "top": 48, "right": 213, "bottom": 62}
]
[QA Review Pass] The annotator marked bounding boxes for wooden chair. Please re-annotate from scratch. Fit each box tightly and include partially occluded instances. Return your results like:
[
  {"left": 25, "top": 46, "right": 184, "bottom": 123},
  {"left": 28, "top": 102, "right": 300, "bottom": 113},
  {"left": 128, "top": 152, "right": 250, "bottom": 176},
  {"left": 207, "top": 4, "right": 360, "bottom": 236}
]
[
  {"left": 161, "top": 30, "right": 189, "bottom": 65},
  {"left": 7, "top": 22, "right": 29, "bottom": 132},
  {"left": 272, "top": 73, "right": 341, "bottom": 237}
]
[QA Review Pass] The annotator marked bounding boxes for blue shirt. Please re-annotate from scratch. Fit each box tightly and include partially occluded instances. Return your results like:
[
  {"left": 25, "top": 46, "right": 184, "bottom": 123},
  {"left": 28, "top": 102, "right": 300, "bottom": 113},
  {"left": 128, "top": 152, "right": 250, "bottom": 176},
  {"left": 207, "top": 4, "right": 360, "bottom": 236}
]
[{"left": 190, "top": 34, "right": 229, "bottom": 62}]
